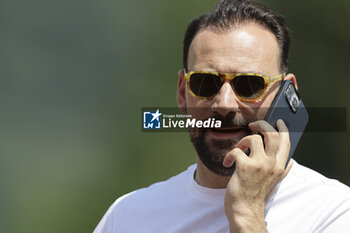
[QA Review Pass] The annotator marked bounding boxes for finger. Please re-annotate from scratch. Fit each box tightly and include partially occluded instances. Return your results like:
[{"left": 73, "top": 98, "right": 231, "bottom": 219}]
[
  {"left": 249, "top": 120, "right": 279, "bottom": 157},
  {"left": 276, "top": 119, "right": 291, "bottom": 166},
  {"left": 235, "top": 135, "right": 265, "bottom": 159},
  {"left": 223, "top": 148, "right": 249, "bottom": 168}
]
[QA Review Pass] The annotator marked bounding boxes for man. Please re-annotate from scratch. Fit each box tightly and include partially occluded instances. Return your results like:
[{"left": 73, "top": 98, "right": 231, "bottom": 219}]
[{"left": 94, "top": 0, "right": 350, "bottom": 232}]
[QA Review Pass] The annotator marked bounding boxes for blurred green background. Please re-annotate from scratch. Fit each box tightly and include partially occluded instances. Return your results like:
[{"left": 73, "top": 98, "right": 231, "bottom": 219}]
[{"left": 0, "top": 0, "right": 349, "bottom": 232}]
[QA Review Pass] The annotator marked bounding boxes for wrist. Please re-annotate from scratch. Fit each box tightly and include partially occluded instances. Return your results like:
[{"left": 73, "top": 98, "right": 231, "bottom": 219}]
[{"left": 225, "top": 202, "right": 266, "bottom": 233}]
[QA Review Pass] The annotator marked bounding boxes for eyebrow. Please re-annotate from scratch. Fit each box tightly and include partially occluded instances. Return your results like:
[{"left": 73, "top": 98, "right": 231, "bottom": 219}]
[
  {"left": 202, "top": 64, "right": 270, "bottom": 77},
  {"left": 194, "top": 68, "right": 271, "bottom": 77}
]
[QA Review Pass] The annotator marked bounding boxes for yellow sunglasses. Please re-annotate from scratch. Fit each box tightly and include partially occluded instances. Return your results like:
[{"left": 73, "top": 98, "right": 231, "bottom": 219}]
[{"left": 184, "top": 71, "right": 283, "bottom": 102}]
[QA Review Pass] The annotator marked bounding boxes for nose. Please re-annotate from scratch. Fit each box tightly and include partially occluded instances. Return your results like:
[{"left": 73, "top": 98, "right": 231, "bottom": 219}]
[{"left": 211, "top": 81, "right": 240, "bottom": 117}]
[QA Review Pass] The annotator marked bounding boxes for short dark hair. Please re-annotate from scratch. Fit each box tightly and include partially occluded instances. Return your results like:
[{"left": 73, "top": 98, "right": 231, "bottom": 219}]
[{"left": 183, "top": 0, "right": 291, "bottom": 73}]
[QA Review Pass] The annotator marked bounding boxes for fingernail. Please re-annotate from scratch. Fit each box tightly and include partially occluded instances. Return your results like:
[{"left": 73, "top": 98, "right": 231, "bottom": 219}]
[{"left": 223, "top": 158, "right": 233, "bottom": 168}]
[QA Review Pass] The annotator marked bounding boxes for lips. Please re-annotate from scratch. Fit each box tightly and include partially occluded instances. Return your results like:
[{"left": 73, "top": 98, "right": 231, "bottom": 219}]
[
  {"left": 211, "top": 126, "right": 246, "bottom": 132},
  {"left": 209, "top": 127, "right": 247, "bottom": 139}
]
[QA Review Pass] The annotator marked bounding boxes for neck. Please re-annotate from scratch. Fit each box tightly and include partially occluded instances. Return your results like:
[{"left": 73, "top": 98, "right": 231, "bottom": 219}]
[{"left": 195, "top": 157, "right": 231, "bottom": 189}]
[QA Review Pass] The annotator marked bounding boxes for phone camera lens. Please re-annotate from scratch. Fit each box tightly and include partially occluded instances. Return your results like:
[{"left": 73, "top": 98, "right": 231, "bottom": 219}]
[
  {"left": 286, "top": 91, "right": 291, "bottom": 100},
  {"left": 285, "top": 84, "right": 294, "bottom": 100},
  {"left": 292, "top": 98, "right": 299, "bottom": 108}
]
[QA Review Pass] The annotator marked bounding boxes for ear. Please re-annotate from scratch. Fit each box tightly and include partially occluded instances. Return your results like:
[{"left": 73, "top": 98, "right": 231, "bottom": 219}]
[
  {"left": 284, "top": 73, "right": 298, "bottom": 90},
  {"left": 177, "top": 70, "right": 187, "bottom": 113}
]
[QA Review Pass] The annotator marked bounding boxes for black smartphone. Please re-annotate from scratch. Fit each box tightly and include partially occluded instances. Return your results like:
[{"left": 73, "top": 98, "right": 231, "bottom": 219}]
[{"left": 264, "top": 80, "right": 309, "bottom": 167}]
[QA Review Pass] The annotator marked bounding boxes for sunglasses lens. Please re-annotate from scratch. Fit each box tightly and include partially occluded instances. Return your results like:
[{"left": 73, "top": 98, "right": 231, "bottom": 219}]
[
  {"left": 233, "top": 75, "right": 265, "bottom": 99},
  {"left": 189, "top": 73, "right": 222, "bottom": 97}
]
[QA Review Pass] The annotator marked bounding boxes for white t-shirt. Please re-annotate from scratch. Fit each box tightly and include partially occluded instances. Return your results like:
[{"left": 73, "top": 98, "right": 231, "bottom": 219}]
[{"left": 94, "top": 160, "right": 350, "bottom": 233}]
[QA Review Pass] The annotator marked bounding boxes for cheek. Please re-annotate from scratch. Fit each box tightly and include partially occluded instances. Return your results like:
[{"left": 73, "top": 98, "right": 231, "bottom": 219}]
[
  {"left": 255, "top": 85, "right": 280, "bottom": 119},
  {"left": 240, "top": 105, "right": 260, "bottom": 121},
  {"left": 256, "top": 107, "right": 269, "bottom": 120},
  {"left": 186, "top": 90, "right": 209, "bottom": 104},
  {"left": 185, "top": 93, "right": 215, "bottom": 120},
  {"left": 185, "top": 91, "right": 211, "bottom": 107}
]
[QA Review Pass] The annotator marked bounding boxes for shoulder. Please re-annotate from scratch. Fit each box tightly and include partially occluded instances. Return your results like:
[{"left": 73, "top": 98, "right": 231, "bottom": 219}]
[
  {"left": 288, "top": 160, "right": 350, "bottom": 194},
  {"left": 278, "top": 160, "right": 350, "bottom": 205},
  {"left": 93, "top": 164, "right": 196, "bottom": 233},
  {"left": 117, "top": 164, "right": 195, "bottom": 206},
  {"left": 266, "top": 160, "right": 350, "bottom": 232}
]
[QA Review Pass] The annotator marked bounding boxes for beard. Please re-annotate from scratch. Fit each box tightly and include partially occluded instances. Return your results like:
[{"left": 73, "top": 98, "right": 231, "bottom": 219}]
[{"left": 189, "top": 112, "right": 252, "bottom": 176}]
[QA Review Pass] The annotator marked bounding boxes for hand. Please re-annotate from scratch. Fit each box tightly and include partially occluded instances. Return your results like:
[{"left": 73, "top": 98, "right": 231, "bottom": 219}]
[{"left": 223, "top": 119, "right": 292, "bottom": 233}]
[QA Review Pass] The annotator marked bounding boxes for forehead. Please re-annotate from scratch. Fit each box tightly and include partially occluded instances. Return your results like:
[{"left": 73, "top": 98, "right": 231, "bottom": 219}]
[{"left": 188, "top": 23, "right": 280, "bottom": 76}]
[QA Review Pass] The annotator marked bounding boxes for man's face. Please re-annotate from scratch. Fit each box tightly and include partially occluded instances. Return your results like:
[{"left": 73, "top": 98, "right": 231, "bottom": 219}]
[{"left": 179, "top": 23, "right": 283, "bottom": 176}]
